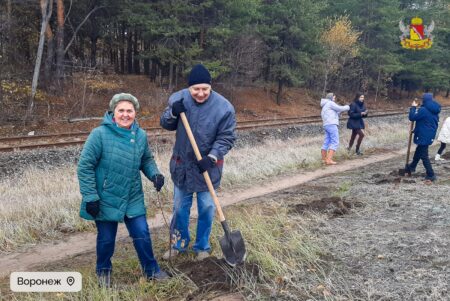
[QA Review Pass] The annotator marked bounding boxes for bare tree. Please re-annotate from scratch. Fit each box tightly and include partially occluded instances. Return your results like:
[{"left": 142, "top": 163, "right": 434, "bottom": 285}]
[
  {"left": 29, "top": 0, "right": 53, "bottom": 115},
  {"left": 55, "top": 0, "right": 65, "bottom": 91}
]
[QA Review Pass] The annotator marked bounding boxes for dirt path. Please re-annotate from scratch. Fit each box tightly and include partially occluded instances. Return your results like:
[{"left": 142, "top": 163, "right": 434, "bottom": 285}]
[{"left": 0, "top": 148, "right": 407, "bottom": 279}]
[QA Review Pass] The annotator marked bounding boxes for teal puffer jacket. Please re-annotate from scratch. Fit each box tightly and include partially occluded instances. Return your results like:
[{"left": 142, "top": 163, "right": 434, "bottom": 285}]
[{"left": 77, "top": 112, "right": 160, "bottom": 221}]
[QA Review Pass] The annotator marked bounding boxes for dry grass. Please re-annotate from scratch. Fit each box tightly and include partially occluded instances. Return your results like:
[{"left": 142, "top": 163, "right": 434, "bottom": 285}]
[{"left": 0, "top": 120, "right": 408, "bottom": 253}]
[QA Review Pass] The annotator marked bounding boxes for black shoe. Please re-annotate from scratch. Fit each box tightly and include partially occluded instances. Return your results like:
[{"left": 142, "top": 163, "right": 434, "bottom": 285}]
[
  {"left": 148, "top": 270, "right": 170, "bottom": 281},
  {"left": 355, "top": 150, "right": 363, "bottom": 156}
]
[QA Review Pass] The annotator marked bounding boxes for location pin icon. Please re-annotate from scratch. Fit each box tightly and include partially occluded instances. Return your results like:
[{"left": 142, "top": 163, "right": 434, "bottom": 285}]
[{"left": 67, "top": 276, "right": 75, "bottom": 286}]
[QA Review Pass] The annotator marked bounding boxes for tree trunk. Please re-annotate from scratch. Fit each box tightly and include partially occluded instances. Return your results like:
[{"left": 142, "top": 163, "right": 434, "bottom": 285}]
[
  {"left": 133, "top": 30, "right": 140, "bottom": 74},
  {"left": 44, "top": 24, "right": 55, "bottom": 87},
  {"left": 374, "top": 66, "right": 381, "bottom": 102},
  {"left": 55, "top": 0, "right": 65, "bottom": 92},
  {"left": 199, "top": 9, "right": 206, "bottom": 49},
  {"left": 158, "top": 65, "right": 162, "bottom": 87},
  {"left": 3, "top": 0, "right": 12, "bottom": 63},
  {"left": 446, "top": 88, "right": 449, "bottom": 98},
  {"left": 143, "top": 40, "right": 149, "bottom": 75},
  {"left": 322, "top": 57, "right": 330, "bottom": 95},
  {"left": 29, "top": 0, "right": 53, "bottom": 115},
  {"left": 169, "top": 61, "right": 173, "bottom": 91},
  {"left": 174, "top": 64, "right": 178, "bottom": 89},
  {"left": 120, "top": 23, "right": 125, "bottom": 74},
  {"left": 276, "top": 79, "right": 283, "bottom": 105},
  {"left": 127, "top": 29, "right": 133, "bottom": 74},
  {"left": 90, "top": 35, "right": 98, "bottom": 67},
  {"left": 150, "top": 59, "right": 157, "bottom": 82}
]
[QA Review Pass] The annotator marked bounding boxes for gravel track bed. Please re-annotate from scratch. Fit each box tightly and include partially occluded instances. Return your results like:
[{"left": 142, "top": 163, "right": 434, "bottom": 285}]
[{"left": 0, "top": 115, "right": 407, "bottom": 179}]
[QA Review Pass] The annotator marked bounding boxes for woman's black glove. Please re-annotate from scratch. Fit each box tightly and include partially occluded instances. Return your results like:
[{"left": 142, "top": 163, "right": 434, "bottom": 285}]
[
  {"left": 197, "top": 156, "right": 216, "bottom": 173},
  {"left": 86, "top": 201, "right": 100, "bottom": 218},
  {"left": 150, "top": 174, "right": 165, "bottom": 192},
  {"left": 171, "top": 99, "right": 186, "bottom": 117}
]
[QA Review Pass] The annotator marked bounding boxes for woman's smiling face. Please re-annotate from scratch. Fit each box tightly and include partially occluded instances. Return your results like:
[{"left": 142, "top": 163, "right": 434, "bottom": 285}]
[{"left": 114, "top": 101, "right": 136, "bottom": 128}]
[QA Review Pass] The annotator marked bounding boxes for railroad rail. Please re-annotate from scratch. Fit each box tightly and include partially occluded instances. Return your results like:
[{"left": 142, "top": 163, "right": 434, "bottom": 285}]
[{"left": 0, "top": 107, "right": 444, "bottom": 152}]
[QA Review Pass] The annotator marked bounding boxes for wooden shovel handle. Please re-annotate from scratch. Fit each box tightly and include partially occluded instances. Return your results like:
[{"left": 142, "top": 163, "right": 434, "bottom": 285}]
[
  {"left": 406, "top": 120, "right": 415, "bottom": 165},
  {"left": 179, "top": 112, "right": 226, "bottom": 222}
]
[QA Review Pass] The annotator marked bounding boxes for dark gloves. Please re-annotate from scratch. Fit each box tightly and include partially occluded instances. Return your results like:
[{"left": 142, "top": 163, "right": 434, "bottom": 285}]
[
  {"left": 150, "top": 174, "right": 165, "bottom": 192},
  {"left": 171, "top": 99, "right": 186, "bottom": 117},
  {"left": 86, "top": 201, "right": 100, "bottom": 218},
  {"left": 197, "top": 156, "right": 216, "bottom": 173}
]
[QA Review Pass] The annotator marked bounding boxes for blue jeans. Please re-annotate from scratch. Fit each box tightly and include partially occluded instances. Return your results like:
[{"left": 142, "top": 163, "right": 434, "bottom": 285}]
[
  {"left": 170, "top": 185, "right": 216, "bottom": 253},
  {"left": 322, "top": 124, "right": 339, "bottom": 151},
  {"left": 95, "top": 215, "right": 160, "bottom": 277},
  {"left": 409, "top": 144, "right": 435, "bottom": 179}
]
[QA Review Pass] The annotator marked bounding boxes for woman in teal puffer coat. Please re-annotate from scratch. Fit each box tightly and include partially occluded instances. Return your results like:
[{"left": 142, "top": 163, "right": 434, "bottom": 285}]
[{"left": 77, "top": 93, "right": 169, "bottom": 286}]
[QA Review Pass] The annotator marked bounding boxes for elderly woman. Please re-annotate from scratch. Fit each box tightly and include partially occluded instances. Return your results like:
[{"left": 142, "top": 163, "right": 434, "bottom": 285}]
[{"left": 77, "top": 93, "right": 169, "bottom": 287}]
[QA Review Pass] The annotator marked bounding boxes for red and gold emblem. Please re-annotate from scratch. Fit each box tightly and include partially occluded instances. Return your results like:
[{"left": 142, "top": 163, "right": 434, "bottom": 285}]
[{"left": 399, "top": 17, "right": 434, "bottom": 50}]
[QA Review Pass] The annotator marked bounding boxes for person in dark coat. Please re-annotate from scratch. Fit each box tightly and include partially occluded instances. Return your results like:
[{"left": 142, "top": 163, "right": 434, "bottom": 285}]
[
  {"left": 160, "top": 64, "right": 236, "bottom": 261},
  {"left": 406, "top": 93, "right": 441, "bottom": 182},
  {"left": 77, "top": 93, "right": 169, "bottom": 286},
  {"left": 347, "top": 93, "right": 368, "bottom": 155}
]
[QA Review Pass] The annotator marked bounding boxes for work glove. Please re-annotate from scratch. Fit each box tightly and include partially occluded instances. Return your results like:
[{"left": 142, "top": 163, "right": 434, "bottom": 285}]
[
  {"left": 197, "top": 156, "right": 216, "bottom": 173},
  {"left": 150, "top": 174, "right": 165, "bottom": 192},
  {"left": 86, "top": 200, "right": 100, "bottom": 218},
  {"left": 171, "top": 99, "right": 186, "bottom": 117}
]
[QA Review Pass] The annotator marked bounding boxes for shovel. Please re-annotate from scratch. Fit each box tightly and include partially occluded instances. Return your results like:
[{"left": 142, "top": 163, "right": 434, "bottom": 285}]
[
  {"left": 398, "top": 120, "right": 415, "bottom": 176},
  {"left": 179, "top": 112, "right": 246, "bottom": 266}
]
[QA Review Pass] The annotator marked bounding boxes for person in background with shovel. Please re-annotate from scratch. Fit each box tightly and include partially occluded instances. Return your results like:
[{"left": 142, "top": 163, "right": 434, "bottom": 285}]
[
  {"left": 160, "top": 64, "right": 237, "bottom": 262},
  {"left": 405, "top": 93, "right": 441, "bottom": 183}
]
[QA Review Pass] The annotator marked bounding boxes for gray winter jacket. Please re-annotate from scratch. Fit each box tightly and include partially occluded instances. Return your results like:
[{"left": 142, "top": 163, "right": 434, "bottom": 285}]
[
  {"left": 320, "top": 98, "right": 350, "bottom": 126},
  {"left": 160, "top": 89, "right": 236, "bottom": 192}
]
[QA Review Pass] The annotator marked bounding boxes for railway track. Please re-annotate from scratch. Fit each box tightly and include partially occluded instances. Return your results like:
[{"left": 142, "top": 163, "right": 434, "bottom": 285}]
[{"left": 0, "top": 108, "right": 440, "bottom": 152}]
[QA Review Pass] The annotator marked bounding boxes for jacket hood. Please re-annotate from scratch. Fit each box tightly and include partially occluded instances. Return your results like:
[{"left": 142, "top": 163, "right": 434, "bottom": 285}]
[
  {"left": 320, "top": 98, "right": 330, "bottom": 107},
  {"left": 422, "top": 93, "right": 441, "bottom": 114}
]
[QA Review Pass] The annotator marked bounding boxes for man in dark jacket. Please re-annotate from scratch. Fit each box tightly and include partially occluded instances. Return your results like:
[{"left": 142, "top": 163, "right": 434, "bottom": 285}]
[
  {"left": 160, "top": 64, "right": 236, "bottom": 261},
  {"left": 406, "top": 93, "right": 441, "bottom": 182}
]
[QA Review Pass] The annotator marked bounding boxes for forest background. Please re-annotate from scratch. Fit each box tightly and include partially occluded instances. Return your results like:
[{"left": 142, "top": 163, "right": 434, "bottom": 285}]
[{"left": 0, "top": 0, "right": 449, "bottom": 126}]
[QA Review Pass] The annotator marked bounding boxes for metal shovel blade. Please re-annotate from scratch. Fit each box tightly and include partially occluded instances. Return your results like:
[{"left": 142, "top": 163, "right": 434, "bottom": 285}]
[{"left": 219, "top": 221, "right": 246, "bottom": 267}]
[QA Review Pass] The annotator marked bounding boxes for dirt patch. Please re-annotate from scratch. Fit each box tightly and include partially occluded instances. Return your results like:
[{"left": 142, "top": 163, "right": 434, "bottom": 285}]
[
  {"left": 289, "top": 196, "right": 362, "bottom": 216},
  {"left": 176, "top": 257, "right": 259, "bottom": 299}
]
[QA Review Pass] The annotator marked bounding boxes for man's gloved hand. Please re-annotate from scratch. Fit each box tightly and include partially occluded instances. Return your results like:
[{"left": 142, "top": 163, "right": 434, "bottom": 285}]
[
  {"left": 86, "top": 200, "right": 100, "bottom": 218},
  {"left": 150, "top": 174, "right": 165, "bottom": 192},
  {"left": 197, "top": 156, "right": 216, "bottom": 173},
  {"left": 171, "top": 99, "right": 186, "bottom": 117}
]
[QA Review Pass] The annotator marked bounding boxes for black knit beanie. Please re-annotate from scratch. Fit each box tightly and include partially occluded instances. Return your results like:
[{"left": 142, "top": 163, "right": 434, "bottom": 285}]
[{"left": 188, "top": 64, "right": 212, "bottom": 86}]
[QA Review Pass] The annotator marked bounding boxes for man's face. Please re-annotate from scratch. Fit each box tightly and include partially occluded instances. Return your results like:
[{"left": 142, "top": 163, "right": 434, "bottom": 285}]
[
  {"left": 114, "top": 101, "right": 136, "bottom": 129},
  {"left": 189, "top": 84, "right": 211, "bottom": 103}
]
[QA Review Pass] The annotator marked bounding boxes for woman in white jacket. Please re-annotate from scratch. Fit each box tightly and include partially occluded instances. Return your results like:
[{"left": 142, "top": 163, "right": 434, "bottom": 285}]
[
  {"left": 435, "top": 117, "right": 450, "bottom": 161},
  {"left": 320, "top": 92, "right": 350, "bottom": 164}
]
